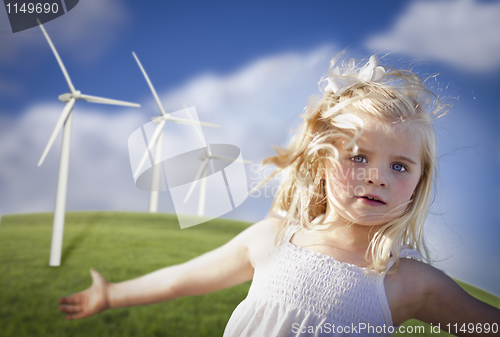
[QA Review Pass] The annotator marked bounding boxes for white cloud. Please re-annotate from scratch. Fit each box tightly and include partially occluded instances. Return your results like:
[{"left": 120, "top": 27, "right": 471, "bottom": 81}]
[
  {"left": 154, "top": 45, "right": 336, "bottom": 162},
  {"left": 0, "top": 45, "right": 337, "bottom": 219},
  {"left": 0, "top": 102, "right": 147, "bottom": 215},
  {"left": 365, "top": 0, "right": 500, "bottom": 72}
]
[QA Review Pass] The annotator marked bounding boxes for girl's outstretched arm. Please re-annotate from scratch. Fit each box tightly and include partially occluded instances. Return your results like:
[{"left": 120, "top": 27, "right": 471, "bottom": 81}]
[
  {"left": 390, "top": 259, "right": 500, "bottom": 335},
  {"left": 59, "top": 217, "right": 280, "bottom": 320}
]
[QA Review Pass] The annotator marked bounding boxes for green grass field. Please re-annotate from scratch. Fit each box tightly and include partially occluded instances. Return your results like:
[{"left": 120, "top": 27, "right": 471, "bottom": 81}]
[{"left": 0, "top": 212, "right": 498, "bottom": 337}]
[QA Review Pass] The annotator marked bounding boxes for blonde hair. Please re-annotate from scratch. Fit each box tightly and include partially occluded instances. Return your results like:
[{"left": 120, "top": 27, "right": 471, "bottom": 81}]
[{"left": 261, "top": 54, "right": 447, "bottom": 273}]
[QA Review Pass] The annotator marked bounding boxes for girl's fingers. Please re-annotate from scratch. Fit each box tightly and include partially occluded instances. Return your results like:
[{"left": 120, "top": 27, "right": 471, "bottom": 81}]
[
  {"left": 60, "top": 295, "right": 80, "bottom": 304},
  {"left": 59, "top": 304, "right": 80, "bottom": 313},
  {"left": 60, "top": 269, "right": 107, "bottom": 320}
]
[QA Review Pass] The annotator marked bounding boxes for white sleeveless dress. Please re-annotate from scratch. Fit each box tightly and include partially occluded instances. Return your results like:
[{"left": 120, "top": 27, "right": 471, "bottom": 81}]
[{"left": 223, "top": 224, "right": 423, "bottom": 337}]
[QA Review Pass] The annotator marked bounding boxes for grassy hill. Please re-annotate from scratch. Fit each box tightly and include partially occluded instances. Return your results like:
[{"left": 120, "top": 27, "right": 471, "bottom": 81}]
[{"left": 0, "top": 212, "right": 498, "bottom": 337}]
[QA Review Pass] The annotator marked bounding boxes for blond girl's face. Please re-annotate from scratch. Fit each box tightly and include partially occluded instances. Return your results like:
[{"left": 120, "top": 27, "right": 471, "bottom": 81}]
[{"left": 327, "top": 116, "right": 422, "bottom": 226}]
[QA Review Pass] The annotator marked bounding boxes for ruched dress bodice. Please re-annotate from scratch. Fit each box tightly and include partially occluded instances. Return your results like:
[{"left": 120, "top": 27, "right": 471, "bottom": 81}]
[{"left": 223, "top": 225, "right": 422, "bottom": 337}]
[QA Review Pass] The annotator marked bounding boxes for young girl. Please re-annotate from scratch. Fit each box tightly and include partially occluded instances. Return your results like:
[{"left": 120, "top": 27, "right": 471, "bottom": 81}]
[{"left": 59, "top": 54, "right": 500, "bottom": 336}]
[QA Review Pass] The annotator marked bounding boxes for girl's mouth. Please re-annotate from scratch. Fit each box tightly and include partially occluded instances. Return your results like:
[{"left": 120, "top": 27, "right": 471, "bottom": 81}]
[{"left": 357, "top": 195, "right": 386, "bottom": 204}]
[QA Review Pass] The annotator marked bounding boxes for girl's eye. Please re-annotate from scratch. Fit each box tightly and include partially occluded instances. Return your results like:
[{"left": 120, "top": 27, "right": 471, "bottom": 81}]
[
  {"left": 391, "top": 163, "right": 407, "bottom": 172},
  {"left": 350, "top": 155, "right": 367, "bottom": 164}
]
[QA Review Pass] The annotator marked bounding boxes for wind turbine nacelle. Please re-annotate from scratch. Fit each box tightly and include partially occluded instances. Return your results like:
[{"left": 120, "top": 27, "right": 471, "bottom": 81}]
[
  {"left": 151, "top": 115, "right": 164, "bottom": 123},
  {"left": 197, "top": 153, "right": 209, "bottom": 161},
  {"left": 58, "top": 91, "right": 81, "bottom": 102}
]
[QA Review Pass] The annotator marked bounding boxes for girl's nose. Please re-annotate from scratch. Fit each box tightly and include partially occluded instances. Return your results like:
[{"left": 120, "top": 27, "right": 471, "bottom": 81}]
[{"left": 365, "top": 167, "right": 387, "bottom": 187}]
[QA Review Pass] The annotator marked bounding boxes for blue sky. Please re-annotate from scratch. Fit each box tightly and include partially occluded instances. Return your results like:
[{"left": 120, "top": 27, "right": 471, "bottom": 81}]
[{"left": 1, "top": 0, "right": 500, "bottom": 296}]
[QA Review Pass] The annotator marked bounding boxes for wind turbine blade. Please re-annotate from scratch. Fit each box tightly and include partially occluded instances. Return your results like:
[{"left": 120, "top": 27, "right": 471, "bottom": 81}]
[
  {"left": 37, "top": 19, "right": 75, "bottom": 94},
  {"left": 134, "top": 120, "right": 166, "bottom": 178},
  {"left": 181, "top": 104, "right": 212, "bottom": 159},
  {"left": 183, "top": 179, "right": 198, "bottom": 205},
  {"left": 38, "top": 98, "right": 76, "bottom": 166},
  {"left": 198, "top": 120, "right": 220, "bottom": 128},
  {"left": 132, "top": 52, "right": 166, "bottom": 116},
  {"left": 211, "top": 154, "right": 252, "bottom": 164},
  {"left": 167, "top": 116, "right": 220, "bottom": 128},
  {"left": 183, "top": 159, "right": 209, "bottom": 203},
  {"left": 182, "top": 104, "right": 207, "bottom": 148},
  {"left": 80, "top": 94, "right": 140, "bottom": 107}
]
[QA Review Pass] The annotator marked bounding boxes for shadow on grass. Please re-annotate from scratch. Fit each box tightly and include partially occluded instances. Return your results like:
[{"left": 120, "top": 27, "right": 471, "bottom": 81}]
[{"left": 60, "top": 213, "right": 101, "bottom": 265}]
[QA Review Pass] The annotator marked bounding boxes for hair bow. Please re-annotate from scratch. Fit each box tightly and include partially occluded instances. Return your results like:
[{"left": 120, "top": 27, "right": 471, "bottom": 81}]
[{"left": 325, "top": 55, "right": 386, "bottom": 95}]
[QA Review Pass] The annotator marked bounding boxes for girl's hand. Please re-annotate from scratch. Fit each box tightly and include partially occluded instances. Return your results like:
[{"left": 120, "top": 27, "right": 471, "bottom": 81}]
[{"left": 59, "top": 269, "right": 110, "bottom": 320}]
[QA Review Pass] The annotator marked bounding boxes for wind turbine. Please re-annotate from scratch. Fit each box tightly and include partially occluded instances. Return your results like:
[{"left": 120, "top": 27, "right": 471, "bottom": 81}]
[
  {"left": 132, "top": 52, "right": 220, "bottom": 213},
  {"left": 37, "top": 21, "right": 141, "bottom": 267},
  {"left": 183, "top": 126, "right": 252, "bottom": 217}
]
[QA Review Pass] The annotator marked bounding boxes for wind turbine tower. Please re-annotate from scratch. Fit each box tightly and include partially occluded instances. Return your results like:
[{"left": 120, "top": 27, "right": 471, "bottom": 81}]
[
  {"left": 37, "top": 21, "right": 141, "bottom": 266},
  {"left": 183, "top": 144, "right": 252, "bottom": 216},
  {"left": 132, "top": 52, "right": 220, "bottom": 212}
]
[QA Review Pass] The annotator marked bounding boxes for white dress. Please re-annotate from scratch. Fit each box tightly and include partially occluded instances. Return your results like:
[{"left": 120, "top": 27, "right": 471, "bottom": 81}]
[{"left": 223, "top": 224, "right": 423, "bottom": 337}]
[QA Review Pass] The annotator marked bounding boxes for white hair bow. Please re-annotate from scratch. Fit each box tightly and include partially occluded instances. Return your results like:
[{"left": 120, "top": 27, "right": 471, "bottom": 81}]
[{"left": 325, "top": 55, "right": 386, "bottom": 95}]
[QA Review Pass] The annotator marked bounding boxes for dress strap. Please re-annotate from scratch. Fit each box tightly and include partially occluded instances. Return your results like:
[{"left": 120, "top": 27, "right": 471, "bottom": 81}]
[
  {"left": 399, "top": 245, "right": 423, "bottom": 261},
  {"left": 387, "top": 245, "right": 423, "bottom": 271}
]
